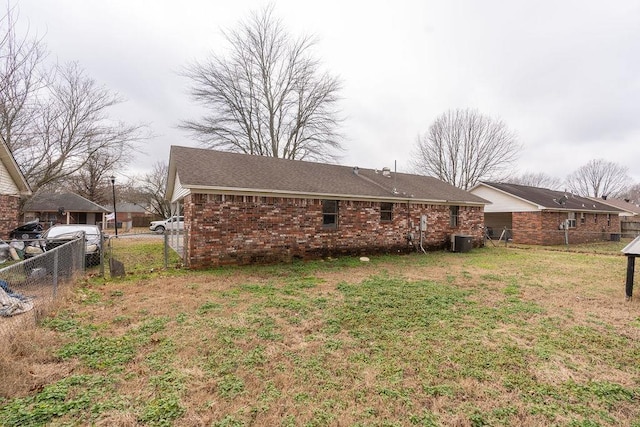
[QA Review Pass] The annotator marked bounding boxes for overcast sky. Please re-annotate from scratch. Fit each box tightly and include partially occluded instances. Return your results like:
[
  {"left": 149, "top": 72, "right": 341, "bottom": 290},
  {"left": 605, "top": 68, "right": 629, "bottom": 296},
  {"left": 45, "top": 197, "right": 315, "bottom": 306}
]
[{"left": 16, "top": 0, "right": 640, "bottom": 184}]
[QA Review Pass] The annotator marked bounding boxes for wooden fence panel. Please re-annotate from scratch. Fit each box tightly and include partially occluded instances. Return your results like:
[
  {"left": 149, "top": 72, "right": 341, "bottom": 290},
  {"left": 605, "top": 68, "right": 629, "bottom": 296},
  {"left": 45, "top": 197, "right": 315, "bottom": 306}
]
[{"left": 622, "top": 221, "right": 640, "bottom": 238}]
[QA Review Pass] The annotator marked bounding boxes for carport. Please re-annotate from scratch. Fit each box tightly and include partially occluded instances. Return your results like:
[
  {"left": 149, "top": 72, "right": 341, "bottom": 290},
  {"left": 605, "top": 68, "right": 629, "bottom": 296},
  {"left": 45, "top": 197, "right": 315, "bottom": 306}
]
[
  {"left": 167, "top": 200, "right": 185, "bottom": 260},
  {"left": 483, "top": 212, "right": 512, "bottom": 239}
]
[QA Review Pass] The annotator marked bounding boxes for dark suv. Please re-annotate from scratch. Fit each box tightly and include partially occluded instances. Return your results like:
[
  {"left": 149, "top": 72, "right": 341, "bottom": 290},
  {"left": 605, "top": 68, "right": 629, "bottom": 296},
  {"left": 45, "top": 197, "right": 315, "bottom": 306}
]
[{"left": 9, "top": 221, "right": 44, "bottom": 240}]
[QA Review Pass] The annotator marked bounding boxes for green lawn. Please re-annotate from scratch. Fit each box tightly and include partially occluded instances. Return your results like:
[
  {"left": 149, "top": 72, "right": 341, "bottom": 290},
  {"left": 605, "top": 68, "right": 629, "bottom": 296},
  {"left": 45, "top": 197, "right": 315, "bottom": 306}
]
[{"left": 1, "top": 242, "right": 639, "bottom": 426}]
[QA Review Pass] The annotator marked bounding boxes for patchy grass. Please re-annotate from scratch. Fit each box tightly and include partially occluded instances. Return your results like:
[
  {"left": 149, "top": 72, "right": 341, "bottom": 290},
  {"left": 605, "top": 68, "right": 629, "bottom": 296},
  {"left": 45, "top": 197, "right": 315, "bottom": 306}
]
[
  {"left": 517, "top": 237, "right": 633, "bottom": 255},
  {"left": 100, "top": 235, "right": 183, "bottom": 280},
  {"left": 2, "top": 244, "right": 640, "bottom": 426}
]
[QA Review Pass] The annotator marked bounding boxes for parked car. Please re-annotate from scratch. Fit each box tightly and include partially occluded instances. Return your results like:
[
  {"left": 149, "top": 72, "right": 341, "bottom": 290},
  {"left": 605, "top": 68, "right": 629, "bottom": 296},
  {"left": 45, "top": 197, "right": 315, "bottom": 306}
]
[
  {"left": 149, "top": 216, "right": 184, "bottom": 234},
  {"left": 40, "top": 224, "right": 104, "bottom": 266},
  {"left": 9, "top": 220, "right": 44, "bottom": 240}
]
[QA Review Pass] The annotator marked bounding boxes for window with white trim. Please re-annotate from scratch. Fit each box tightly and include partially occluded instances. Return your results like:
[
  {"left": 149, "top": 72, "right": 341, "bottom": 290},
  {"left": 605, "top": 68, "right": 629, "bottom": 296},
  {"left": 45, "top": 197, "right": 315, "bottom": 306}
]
[
  {"left": 322, "top": 200, "right": 338, "bottom": 229},
  {"left": 450, "top": 206, "right": 459, "bottom": 227},
  {"left": 380, "top": 202, "right": 393, "bottom": 222},
  {"left": 567, "top": 212, "right": 576, "bottom": 228}
]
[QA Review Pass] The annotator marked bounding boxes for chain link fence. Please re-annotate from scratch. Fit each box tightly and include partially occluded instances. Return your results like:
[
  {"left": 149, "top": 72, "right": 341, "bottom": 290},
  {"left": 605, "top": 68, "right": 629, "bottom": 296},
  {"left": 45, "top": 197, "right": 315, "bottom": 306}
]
[
  {"left": 483, "top": 226, "right": 630, "bottom": 248},
  {"left": 104, "top": 229, "right": 184, "bottom": 278},
  {"left": 0, "top": 226, "right": 185, "bottom": 335},
  {"left": 0, "top": 237, "right": 86, "bottom": 336}
]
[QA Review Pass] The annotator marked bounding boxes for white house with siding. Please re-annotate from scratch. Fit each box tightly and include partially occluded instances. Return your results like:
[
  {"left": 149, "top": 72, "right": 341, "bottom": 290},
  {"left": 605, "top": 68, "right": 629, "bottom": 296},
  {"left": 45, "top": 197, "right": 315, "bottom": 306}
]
[{"left": 0, "top": 140, "right": 31, "bottom": 238}]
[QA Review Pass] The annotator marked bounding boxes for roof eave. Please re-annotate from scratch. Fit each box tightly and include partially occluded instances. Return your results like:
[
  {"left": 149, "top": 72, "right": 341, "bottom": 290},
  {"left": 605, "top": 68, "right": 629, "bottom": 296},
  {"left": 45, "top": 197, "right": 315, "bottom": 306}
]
[
  {"left": 542, "top": 208, "right": 623, "bottom": 214},
  {"left": 181, "top": 184, "right": 486, "bottom": 206},
  {"left": 0, "top": 140, "right": 31, "bottom": 195},
  {"left": 476, "top": 182, "right": 541, "bottom": 209},
  {"left": 165, "top": 147, "right": 179, "bottom": 201}
]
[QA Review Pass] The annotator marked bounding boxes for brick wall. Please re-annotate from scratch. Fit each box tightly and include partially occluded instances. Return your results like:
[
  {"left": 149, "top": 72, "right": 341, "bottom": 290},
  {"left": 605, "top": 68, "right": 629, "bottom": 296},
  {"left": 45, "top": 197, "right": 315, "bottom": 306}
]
[
  {"left": 0, "top": 194, "right": 21, "bottom": 239},
  {"left": 183, "top": 193, "right": 484, "bottom": 268},
  {"left": 512, "top": 211, "right": 621, "bottom": 245}
]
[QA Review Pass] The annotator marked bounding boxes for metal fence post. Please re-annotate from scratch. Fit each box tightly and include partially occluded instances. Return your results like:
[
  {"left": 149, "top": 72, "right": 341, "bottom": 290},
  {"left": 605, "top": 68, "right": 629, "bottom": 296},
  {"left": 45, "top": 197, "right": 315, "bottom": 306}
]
[
  {"left": 183, "top": 229, "right": 188, "bottom": 266},
  {"left": 100, "top": 232, "right": 105, "bottom": 277},
  {"left": 164, "top": 231, "right": 168, "bottom": 269},
  {"left": 81, "top": 231, "right": 86, "bottom": 271},
  {"left": 53, "top": 251, "right": 59, "bottom": 298}
]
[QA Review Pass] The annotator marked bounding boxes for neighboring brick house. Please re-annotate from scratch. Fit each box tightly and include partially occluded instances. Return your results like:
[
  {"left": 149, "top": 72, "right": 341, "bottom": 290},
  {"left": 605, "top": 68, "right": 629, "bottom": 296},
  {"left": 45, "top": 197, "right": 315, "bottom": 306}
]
[
  {"left": 0, "top": 140, "right": 31, "bottom": 238},
  {"left": 591, "top": 197, "right": 640, "bottom": 220},
  {"left": 593, "top": 197, "right": 640, "bottom": 238},
  {"left": 110, "top": 202, "right": 152, "bottom": 230},
  {"left": 469, "top": 182, "right": 623, "bottom": 245},
  {"left": 166, "top": 146, "right": 488, "bottom": 268},
  {"left": 23, "top": 192, "right": 110, "bottom": 227}
]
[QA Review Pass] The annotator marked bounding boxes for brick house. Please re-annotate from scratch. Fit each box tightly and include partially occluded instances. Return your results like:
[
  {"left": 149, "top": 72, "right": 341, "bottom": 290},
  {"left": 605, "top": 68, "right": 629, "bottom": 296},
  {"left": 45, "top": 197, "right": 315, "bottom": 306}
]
[
  {"left": 23, "top": 192, "right": 110, "bottom": 227},
  {"left": 166, "top": 146, "right": 488, "bottom": 268},
  {"left": 591, "top": 197, "right": 640, "bottom": 220},
  {"left": 114, "top": 202, "right": 153, "bottom": 229},
  {"left": 0, "top": 140, "right": 31, "bottom": 238},
  {"left": 469, "top": 182, "right": 623, "bottom": 245},
  {"left": 593, "top": 197, "right": 640, "bottom": 238}
]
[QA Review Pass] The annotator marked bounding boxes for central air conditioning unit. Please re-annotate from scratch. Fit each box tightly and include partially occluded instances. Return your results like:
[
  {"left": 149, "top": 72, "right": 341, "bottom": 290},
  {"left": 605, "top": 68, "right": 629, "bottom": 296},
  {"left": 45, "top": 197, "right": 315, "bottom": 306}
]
[{"left": 451, "top": 234, "right": 473, "bottom": 253}]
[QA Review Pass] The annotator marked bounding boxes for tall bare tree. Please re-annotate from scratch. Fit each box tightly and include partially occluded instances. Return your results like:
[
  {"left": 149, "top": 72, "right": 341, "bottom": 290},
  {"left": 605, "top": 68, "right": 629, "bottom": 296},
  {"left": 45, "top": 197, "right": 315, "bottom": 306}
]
[
  {"left": 181, "top": 5, "right": 343, "bottom": 161},
  {"left": 1, "top": 7, "right": 145, "bottom": 195},
  {"left": 64, "top": 147, "right": 130, "bottom": 205},
  {"left": 128, "top": 161, "right": 170, "bottom": 218},
  {"left": 16, "top": 62, "right": 145, "bottom": 191},
  {"left": 506, "top": 172, "right": 562, "bottom": 190},
  {"left": 565, "top": 159, "right": 630, "bottom": 198},
  {"left": 623, "top": 183, "right": 640, "bottom": 204},
  {"left": 0, "top": 3, "right": 47, "bottom": 158},
  {"left": 412, "top": 108, "right": 520, "bottom": 190}
]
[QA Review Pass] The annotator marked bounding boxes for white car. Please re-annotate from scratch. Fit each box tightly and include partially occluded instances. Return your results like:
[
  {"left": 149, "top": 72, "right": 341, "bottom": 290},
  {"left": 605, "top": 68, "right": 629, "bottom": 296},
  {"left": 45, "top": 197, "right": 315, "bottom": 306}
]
[{"left": 149, "top": 216, "right": 184, "bottom": 234}]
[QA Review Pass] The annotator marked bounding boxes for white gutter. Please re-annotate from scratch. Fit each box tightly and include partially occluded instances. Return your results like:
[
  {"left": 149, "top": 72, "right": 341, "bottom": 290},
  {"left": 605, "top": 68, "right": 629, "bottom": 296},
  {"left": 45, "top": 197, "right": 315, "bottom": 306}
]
[{"left": 180, "top": 184, "right": 486, "bottom": 206}]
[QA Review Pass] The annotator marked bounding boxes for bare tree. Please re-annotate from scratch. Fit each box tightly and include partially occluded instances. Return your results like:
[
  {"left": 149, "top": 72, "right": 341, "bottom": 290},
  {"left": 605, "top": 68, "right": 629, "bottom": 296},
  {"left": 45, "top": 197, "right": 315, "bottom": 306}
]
[
  {"left": 623, "top": 183, "right": 640, "bottom": 204},
  {"left": 0, "top": 3, "right": 47, "bottom": 158},
  {"left": 412, "top": 108, "right": 520, "bottom": 190},
  {"left": 565, "top": 159, "right": 631, "bottom": 198},
  {"left": 16, "top": 62, "right": 145, "bottom": 191},
  {"left": 505, "top": 172, "right": 562, "bottom": 190},
  {"left": 1, "top": 7, "right": 146, "bottom": 194},
  {"left": 64, "top": 147, "right": 130, "bottom": 205},
  {"left": 181, "top": 5, "right": 343, "bottom": 161},
  {"left": 131, "top": 161, "right": 170, "bottom": 218}
]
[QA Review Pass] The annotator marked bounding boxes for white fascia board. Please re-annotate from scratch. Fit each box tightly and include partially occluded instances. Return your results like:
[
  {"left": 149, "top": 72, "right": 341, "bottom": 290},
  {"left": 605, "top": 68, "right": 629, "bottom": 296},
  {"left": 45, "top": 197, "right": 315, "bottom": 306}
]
[
  {"left": 543, "top": 208, "right": 624, "bottom": 215},
  {"left": 471, "top": 184, "right": 540, "bottom": 212},
  {"left": 180, "top": 184, "right": 485, "bottom": 206},
  {"left": 170, "top": 174, "right": 191, "bottom": 204}
]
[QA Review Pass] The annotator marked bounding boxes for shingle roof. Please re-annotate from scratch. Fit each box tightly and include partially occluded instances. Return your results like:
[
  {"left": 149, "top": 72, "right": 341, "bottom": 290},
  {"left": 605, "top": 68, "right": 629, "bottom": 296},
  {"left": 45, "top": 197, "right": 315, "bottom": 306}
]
[
  {"left": 168, "top": 146, "right": 487, "bottom": 205},
  {"left": 482, "top": 182, "right": 623, "bottom": 213},
  {"left": 592, "top": 198, "right": 640, "bottom": 216},
  {"left": 24, "top": 192, "right": 110, "bottom": 213}
]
